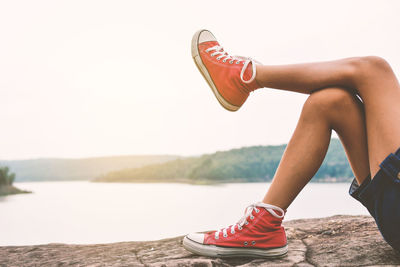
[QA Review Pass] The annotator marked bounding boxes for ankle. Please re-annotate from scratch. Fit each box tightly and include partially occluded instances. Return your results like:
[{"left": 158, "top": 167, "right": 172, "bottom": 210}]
[
  {"left": 254, "top": 64, "right": 264, "bottom": 88},
  {"left": 261, "top": 199, "right": 288, "bottom": 213}
]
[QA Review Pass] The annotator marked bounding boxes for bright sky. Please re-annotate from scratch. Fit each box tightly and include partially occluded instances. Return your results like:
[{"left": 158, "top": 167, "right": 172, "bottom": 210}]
[{"left": 1, "top": 0, "right": 399, "bottom": 159}]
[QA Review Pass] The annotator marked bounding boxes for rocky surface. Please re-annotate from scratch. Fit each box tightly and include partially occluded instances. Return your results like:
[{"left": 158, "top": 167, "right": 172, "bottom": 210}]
[{"left": 1, "top": 215, "right": 399, "bottom": 266}]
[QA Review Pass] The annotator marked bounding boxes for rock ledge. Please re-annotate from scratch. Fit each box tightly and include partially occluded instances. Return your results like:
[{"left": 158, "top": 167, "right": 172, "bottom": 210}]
[{"left": 1, "top": 215, "right": 399, "bottom": 266}]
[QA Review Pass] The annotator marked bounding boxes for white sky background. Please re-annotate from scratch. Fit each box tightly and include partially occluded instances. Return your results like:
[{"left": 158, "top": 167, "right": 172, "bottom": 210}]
[{"left": 0, "top": 0, "right": 399, "bottom": 159}]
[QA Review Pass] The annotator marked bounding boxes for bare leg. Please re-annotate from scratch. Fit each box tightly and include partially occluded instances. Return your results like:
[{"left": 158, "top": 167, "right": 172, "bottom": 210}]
[
  {"left": 255, "top": 56, "right": 400, "bottom": 177},
  {"left": 263, "top": 88, "right": 369, "bottom": 209}
]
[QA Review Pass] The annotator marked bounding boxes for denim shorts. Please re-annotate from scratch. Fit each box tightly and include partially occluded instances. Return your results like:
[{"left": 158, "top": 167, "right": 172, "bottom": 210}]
[{"left": 349, "top": 148, "right": 400, "bottom": 251}]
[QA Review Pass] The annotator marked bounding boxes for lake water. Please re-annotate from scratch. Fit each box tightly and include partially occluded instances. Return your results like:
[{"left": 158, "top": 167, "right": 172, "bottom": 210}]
[{"left": 0, "top": 181, "right": 369, "bottom": 246}]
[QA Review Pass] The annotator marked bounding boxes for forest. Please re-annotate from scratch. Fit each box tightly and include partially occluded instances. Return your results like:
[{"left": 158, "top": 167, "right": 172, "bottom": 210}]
[{"left": 96, "top": 139, "right": 353, "bottom": 183}]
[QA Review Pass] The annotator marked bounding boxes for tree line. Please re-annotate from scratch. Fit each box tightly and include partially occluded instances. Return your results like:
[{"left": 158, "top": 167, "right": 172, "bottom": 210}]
[
  {"left": 0, "top": 166, "right": 16, "bottom": 186},
  {"left": 97, "top": 139, "right": 354, "bottom": 183}
]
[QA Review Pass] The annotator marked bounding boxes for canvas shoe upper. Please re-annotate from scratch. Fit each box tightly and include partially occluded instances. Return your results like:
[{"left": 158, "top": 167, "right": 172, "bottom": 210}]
[
  {"left": 191, "top": 29, "right": 261, "bottom": 111},
  {"left": 183, "top": 202, "right": 288, "bottom": 258}
]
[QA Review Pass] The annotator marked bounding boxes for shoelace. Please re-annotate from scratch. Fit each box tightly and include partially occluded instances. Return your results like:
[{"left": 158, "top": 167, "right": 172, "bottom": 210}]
[
  {"left": 205, "top": 45, "right": 258, "bottom": 84},
  {"left": 214, "top": 202, "right": 285, "bottom": 239}
]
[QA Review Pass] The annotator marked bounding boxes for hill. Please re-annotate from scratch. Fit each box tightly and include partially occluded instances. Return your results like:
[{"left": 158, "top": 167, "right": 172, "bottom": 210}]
[
  {"left": 0, "top": 155, "right": 178, "bottom": 182},
  {"left": 95, "top": 139, "right": 354, "bottom": 183}
]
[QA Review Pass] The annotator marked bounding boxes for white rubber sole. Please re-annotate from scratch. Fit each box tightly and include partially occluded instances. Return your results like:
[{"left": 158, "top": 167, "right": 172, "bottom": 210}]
[
  {"left": 183, "top": 236, "right": 288, "bottom": 258},
  {"left": 191, "top": 29, "right": 240, "bottom": 112}
]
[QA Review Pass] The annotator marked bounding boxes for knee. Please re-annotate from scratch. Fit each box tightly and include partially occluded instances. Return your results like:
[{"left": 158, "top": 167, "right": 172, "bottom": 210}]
[
  {"left": 347, "top": 56, "right": 393, "bottom": 82},
  {"left": 302, "top": 88, "right": 359, "bottom": 119}
]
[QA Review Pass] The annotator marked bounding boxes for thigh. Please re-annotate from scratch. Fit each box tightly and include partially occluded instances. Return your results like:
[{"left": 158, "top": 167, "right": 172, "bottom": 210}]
[
  {"left": 358, "top": 64, "right": 400, "bottom": 177},
  {"left": 364, "top": 92, "right": 400, "bottom": 177}
]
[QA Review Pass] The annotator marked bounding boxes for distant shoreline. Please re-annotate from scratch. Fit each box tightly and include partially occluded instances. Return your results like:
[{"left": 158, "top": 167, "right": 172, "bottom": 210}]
[
  {"left": 92, "top": 177, "right": 353, "bottom": 185},
  {"left": 0, "top": 185, "right": 31, "bottom": 197},
  {"left": 11, "top": 178, "right": 354, "bottom": 185}
]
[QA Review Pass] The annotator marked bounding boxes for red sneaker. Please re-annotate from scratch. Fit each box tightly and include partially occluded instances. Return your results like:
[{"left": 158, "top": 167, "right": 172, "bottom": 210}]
[
  {"left": 183, "top": 202, "right": 288, "bottom": 258},
  {"left": 191, "top": 29, "right": 261, "bottom": 111}
]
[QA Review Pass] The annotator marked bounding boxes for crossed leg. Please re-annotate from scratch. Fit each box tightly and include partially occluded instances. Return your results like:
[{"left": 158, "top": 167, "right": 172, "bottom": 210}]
[
  {"left": 256, "top": 56, "right": 400, "bottom": 178},
  {"left": 256, "top": 58, "right": 400, "bottom": 251},
  {"left": 186, "top": 31, "right": 400, "bottom": 256},
  {"left": 262, "top": 87, "right": 370, "bottom": 209}
]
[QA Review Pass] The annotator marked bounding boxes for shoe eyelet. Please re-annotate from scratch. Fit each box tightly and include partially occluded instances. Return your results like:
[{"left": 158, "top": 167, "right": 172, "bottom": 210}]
[
  {"left": 255, "top": 208, "right": 260, "bottom": 213},
  {"left": 215, "top": 235, "right": 219, "bottom": 240},
  {"left": 235, "top": 61, "right": 240, "bottom": 64},
  {"left": 229, "top": 60, "right": 234, "bottom": 64},
  {"left": 222, "top": 59, "right": 227, "bottom": 63},
  {"left": 244, "top": 241, "right": 248, "bottom": 246},
  {"left": 250, "top": 215, "right": 254, "bottom": 220},
  {"left": 252, "top": 241, "right": 256, "bottom": 245},
  {"left": 231, "top": 230, "right": 235, "bottom": 234},
  {"left": 238, "top": 226, "right": 243, "bottom": 230},
  {"left": 245, "top": 221, "right": 249, "bottom": 225},
  {"left": 223, "top": 233, "right": 227, "bottom": 238}
]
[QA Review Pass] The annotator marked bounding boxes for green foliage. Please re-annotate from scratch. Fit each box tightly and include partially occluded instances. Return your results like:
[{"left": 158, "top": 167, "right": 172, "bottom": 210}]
[
  {"left": 0, "top": 166, "right": 16, "bottom": 186},
  {"left": 97, "top": 139, "right": 353, "bottom": 183}
]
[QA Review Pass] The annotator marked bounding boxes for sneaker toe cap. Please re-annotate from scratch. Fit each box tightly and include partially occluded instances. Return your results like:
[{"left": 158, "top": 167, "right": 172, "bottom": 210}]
[
  {"left": 198, "top": 30, "right": 216, "bottom": 43},
  {"left": 186, "top": 233, "right": 205, "bottom": 244}
]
